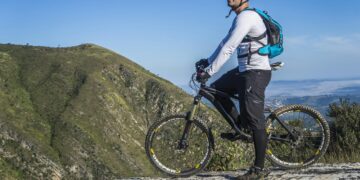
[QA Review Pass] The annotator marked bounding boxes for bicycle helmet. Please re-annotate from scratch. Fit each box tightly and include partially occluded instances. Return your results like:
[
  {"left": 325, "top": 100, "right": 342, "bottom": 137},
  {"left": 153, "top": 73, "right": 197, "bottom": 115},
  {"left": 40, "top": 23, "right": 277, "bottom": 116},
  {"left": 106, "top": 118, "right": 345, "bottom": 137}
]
[{"left": 226, "top": 0, "right": 250, "bottom": 18}]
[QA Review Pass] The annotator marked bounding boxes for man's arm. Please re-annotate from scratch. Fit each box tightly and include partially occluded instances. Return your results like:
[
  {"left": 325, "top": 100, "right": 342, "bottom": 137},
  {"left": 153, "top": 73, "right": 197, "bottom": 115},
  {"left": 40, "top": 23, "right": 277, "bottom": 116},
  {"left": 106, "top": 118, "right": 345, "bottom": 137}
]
[{"left": 206, "top": 13, "right": 252, "bottom": 76}]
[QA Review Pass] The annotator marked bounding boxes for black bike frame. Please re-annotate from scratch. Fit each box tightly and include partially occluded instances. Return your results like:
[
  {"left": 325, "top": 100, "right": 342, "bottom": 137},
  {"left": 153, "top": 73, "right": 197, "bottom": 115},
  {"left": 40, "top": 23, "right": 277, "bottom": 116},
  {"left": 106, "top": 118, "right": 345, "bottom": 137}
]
[
  {"left": 181, "top": 82, "right": 297, "bottom": 144},
  {"left": 184, "top": 83, "right": 250, "bottom": 138}
]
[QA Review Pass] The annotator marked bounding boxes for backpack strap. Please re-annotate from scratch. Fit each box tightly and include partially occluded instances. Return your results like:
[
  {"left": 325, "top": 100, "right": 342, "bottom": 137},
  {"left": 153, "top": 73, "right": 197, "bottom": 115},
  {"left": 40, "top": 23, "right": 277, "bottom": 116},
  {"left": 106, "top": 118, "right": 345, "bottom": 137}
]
[
  {"left": 242, "top": 32, "right": 267, "bottom": 46},
  {"left": 239, "top": 32, "right": 268, "bottom": 64},
  {"left": 238, "top": 47, "right": 267, "bottom": 60},
  {"left": 242, "top": 8, "right": 267, "bottom": 46},
  {"left": 238, "top": 8, "right": 268, "bottom": 64}
]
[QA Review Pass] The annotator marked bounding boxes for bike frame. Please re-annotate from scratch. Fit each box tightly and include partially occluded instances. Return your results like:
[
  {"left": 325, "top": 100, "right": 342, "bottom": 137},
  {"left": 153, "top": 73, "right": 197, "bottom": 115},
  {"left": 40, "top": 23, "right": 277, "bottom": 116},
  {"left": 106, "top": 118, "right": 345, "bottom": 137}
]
[{"left": 180, "top": 82, "right": 298, "bottom": 146}]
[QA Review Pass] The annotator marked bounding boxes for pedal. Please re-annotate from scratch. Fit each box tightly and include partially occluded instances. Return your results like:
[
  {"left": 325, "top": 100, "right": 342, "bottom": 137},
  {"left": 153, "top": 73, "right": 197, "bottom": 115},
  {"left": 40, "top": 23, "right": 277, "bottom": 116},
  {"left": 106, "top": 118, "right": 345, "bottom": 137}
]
[{"left": 220, "top": 132, "right": 253, "bottom": 143}]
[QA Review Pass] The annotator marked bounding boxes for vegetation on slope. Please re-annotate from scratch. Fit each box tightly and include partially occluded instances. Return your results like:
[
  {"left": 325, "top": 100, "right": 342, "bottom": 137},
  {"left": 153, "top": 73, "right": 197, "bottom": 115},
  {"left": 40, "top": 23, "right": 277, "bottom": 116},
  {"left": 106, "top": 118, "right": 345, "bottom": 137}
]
[
  {"left": 0, "top": 43, "right": 255, "bottom": 179},
  {"left": 324, "top": 99, "right": 360, "bottom": 162}
]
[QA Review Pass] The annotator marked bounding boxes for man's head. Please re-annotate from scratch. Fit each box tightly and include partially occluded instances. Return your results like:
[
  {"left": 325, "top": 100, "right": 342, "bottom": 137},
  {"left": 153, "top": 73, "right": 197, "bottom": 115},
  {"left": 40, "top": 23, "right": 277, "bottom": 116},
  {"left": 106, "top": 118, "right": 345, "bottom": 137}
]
[{"left": 227, "top": 0, "right": 249, "bottom": 11}]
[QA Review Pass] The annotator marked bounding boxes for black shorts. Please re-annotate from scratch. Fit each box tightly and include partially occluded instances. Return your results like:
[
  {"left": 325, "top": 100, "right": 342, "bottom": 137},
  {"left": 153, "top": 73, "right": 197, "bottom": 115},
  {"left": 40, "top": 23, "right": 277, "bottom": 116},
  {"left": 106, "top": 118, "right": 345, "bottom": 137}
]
[{"left": 211, "top": 68, "right": 271, "bottom": 130}]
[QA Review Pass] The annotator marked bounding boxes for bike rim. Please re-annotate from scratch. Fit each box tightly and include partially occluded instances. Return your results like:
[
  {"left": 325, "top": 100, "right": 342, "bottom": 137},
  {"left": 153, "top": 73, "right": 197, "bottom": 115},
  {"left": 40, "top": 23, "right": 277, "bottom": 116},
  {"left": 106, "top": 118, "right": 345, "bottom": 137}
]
[
  {"left": 148, "top": 117, "right": 210, "bottom": 175},
  {"left": 266, "top": 109, "right": 326, "bottom": 166}
]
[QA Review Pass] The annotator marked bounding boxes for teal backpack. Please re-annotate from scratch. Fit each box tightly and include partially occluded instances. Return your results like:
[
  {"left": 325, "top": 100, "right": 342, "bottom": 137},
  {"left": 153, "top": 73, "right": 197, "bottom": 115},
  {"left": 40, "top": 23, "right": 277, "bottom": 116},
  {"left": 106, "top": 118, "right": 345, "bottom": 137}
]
[{"left": 241, "top": 8, "right": 284, "bottom": 59}]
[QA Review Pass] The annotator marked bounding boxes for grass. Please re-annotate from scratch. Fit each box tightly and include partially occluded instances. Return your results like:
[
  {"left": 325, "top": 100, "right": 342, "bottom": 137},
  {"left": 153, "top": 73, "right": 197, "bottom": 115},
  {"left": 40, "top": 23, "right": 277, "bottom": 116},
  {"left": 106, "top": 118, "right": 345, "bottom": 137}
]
[
  {"left": 323, "top": 152, "right": 360, "bottom": 164},
  {"left": 0, "top": 158, "right": 23, "bottom": 180}
]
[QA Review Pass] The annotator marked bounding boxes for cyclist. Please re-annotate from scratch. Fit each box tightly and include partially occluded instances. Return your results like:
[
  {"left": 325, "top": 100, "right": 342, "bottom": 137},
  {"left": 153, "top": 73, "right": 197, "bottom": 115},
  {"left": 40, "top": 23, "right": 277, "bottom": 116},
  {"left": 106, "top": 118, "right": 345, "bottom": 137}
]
[{"left": 196, "top": 0, "right": 271, "bottom": 179}]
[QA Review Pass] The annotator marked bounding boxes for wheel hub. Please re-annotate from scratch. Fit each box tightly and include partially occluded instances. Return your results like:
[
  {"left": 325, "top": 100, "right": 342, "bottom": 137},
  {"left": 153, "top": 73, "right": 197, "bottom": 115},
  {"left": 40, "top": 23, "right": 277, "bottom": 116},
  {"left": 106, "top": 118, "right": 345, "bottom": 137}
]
[
  {"left": 291, "top": 127, "right": 304, "bottom": 147},
  {"left": 177, "top": 139, "right": 189, "bottom": 150}
]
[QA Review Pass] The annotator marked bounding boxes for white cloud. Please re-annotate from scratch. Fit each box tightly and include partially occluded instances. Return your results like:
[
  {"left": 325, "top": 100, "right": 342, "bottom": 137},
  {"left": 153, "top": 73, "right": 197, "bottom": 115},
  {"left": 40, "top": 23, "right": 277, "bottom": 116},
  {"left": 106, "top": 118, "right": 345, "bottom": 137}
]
[
  {"left": 286, "top": 36, "right": 308, "bottom": 45},
  {"left": 286, "top": 34, "right": 360, "bottom": 55},
  {"left": 312, "top": 80, "right": 360, "bottom": 95},
  {"left": 314, "top": 37, "right": 359, "bottom": 54},
  {"left": 321, "top": 36, "right": 350, "bottom": 44},
  {"left": 354, "top": 33, "right": 360, "bottom": 39},
  {"left": 267, "top": 79, "right": 360, "bottom": 97}
]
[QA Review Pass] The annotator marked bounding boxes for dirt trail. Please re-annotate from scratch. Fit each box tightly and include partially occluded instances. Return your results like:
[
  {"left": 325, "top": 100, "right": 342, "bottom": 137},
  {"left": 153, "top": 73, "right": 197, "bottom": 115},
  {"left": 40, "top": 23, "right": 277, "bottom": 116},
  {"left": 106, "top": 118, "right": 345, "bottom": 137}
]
[{"left": 129, "top": 163, "right": 360, "bottom": 180}]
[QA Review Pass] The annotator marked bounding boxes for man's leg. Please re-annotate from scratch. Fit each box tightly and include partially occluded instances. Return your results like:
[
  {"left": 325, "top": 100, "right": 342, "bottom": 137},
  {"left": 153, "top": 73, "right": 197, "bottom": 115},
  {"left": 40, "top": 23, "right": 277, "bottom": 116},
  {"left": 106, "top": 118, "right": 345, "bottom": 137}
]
[
  {"left": 253, "top": 129, "right": 267, "bottom": 168},
  {"left": 239, "top": 70, "right": 271, "bottom": 169},
  {"left": 210, "top": 68, "right": 240, "bottom": 129}
]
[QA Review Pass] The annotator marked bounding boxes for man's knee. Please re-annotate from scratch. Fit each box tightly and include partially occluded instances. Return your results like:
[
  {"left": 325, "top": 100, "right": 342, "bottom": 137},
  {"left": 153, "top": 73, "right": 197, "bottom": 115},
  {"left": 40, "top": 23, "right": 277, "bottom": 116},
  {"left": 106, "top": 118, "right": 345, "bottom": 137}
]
[{"left": 243, "top": 95, "right": 266, "bottom": 130}]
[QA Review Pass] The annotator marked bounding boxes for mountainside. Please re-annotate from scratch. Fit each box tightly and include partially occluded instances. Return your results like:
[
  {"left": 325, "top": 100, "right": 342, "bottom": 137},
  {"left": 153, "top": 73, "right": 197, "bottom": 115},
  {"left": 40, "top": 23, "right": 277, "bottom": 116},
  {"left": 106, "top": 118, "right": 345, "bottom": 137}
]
[
  {"left": 266, "top": 94, "right": 360, "bottom": 118},
  {"left": 265, "top": 79, "right": 360, "bottom": 115},
  {"left": 0, "top": 44, "right": 216, "bottom": 179},
  {"left": 1, "top": 43, "right": 358, "bottom": 179},
  {"left": 266, "top": 79, "right": 360, "bottom": 97}
]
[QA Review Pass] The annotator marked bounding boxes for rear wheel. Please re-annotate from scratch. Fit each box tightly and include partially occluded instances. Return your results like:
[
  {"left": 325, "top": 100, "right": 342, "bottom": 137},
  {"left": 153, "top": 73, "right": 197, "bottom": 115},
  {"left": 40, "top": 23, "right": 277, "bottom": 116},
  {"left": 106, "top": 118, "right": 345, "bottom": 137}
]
[
  {"left": 266, "top": 105, "right": 330, "bottom": 169},
  {"left": 145, "top": 114, "right": 213, "bottom": 177}
]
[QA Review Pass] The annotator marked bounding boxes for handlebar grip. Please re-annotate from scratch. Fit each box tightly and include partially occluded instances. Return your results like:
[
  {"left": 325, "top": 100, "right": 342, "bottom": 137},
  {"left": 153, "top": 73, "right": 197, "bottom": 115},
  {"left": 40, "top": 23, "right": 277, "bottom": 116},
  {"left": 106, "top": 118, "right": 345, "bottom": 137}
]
[{"left": 196, "top": 65, "right": 205, "bottom": 73}]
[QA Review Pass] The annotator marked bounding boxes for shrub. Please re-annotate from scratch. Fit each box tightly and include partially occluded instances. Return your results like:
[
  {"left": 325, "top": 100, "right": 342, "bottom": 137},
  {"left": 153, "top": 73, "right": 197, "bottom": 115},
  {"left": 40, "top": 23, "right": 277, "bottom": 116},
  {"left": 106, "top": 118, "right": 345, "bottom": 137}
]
[{"left": 326, "top": 99, "right": 360, "bottom": 162}]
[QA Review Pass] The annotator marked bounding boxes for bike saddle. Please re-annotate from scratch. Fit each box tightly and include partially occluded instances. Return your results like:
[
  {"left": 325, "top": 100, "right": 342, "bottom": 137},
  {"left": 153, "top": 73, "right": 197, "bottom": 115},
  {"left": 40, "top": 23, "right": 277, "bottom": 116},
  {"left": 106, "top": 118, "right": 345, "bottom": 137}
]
[{"left": 270, "top": 61, "right": 284, "bottom": 71}]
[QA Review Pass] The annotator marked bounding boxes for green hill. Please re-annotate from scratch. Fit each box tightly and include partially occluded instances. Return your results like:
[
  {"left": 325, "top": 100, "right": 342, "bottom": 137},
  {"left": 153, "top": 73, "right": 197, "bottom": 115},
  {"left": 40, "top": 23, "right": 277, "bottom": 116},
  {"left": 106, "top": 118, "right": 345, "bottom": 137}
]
[{"left": 0, "top": 43, "right": 253, "bottom": 179}]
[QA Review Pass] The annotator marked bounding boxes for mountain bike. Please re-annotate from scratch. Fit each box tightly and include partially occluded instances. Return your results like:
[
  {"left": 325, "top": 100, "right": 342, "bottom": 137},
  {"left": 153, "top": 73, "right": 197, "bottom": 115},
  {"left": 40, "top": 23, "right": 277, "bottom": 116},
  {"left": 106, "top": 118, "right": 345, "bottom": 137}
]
[{"left": 145, "top": 62, "right": 330, "bottom": 177}]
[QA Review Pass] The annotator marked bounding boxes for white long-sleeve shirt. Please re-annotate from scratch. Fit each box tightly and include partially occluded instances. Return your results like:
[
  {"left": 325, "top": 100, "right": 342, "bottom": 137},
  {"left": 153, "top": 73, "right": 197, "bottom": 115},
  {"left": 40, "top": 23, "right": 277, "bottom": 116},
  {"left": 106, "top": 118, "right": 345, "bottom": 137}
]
[{"left": 206, "top": 10, "right": 271, "bottom": 76}]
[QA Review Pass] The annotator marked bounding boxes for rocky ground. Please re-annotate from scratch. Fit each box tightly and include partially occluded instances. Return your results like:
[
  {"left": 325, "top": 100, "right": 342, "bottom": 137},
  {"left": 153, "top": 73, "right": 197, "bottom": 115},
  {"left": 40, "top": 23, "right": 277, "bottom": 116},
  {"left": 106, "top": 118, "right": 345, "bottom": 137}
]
[{"left": 128, "top": 163, "right": 360, "bottom": 180}]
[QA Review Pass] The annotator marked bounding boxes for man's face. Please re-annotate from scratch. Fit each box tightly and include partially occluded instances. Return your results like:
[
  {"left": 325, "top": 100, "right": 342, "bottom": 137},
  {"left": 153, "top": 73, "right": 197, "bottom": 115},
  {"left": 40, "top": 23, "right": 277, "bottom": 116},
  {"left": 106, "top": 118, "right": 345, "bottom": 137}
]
[{"left": 227, "top": 0, "right": 242, "bottom": 9}]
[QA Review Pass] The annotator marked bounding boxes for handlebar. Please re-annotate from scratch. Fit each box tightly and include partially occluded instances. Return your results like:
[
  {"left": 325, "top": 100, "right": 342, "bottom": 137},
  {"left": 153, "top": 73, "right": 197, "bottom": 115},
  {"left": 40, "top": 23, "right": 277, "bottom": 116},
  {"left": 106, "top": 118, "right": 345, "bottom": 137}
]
[{"left": 195, "top": 64, "right": 206, "bottom": 74}]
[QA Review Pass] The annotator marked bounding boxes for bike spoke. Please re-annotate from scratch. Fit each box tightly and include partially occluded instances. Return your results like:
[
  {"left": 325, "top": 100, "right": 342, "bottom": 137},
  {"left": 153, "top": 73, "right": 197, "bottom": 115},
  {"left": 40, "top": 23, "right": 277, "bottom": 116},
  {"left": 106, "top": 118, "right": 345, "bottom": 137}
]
[
  {"left": 267, "top": 107, "right": 327, "bottom": 166},
  {"left": 150, "top": 117, "right": 209, "bottom": 172}
]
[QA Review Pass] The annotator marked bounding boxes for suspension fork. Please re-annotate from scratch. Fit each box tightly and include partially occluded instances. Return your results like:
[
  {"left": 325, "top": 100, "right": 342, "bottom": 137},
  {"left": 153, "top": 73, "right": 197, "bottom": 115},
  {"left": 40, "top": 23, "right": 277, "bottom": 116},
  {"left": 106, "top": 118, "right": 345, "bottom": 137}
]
[
  {"left": 178, "top": 95, "right": 202, "bottom": 149},
  {"left": 186, "top": 94, "right": 202, "bottom": 121}
]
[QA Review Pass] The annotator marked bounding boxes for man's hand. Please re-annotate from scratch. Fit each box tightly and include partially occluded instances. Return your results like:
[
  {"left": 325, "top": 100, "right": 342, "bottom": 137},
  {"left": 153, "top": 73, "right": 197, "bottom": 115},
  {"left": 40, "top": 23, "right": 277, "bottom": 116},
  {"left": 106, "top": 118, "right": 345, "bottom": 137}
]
[
  {"left": 195, "top": 59, "right": 210, "bottom": 70},
  {"left": 196, "top": 71, "right": 211, "bottom": 83}
]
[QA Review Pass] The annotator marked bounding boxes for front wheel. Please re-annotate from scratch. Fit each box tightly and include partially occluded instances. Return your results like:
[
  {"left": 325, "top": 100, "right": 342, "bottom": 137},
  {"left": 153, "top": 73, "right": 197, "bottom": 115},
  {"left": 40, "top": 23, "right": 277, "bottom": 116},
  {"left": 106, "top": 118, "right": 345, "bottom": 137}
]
[
  {"left": 266, "top": 105, "right": 330, "bottom": 169},
  {"left": 145, "top": 114, "right": 213, "bottom": 177}
]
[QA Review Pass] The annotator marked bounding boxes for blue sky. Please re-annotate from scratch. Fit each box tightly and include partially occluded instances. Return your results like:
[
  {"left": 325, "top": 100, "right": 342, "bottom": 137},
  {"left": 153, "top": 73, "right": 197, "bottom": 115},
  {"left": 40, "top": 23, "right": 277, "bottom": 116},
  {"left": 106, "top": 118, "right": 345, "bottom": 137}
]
[{"left": 1, "top": 0, "right": 360, "bottom": 86}]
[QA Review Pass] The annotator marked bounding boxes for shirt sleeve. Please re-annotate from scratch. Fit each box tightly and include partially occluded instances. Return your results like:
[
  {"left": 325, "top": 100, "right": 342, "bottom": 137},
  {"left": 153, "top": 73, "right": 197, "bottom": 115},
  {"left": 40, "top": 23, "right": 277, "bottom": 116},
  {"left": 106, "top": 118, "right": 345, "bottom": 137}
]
[{"left": 206, "top": 13, "right": 253, "bottom": 76}]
